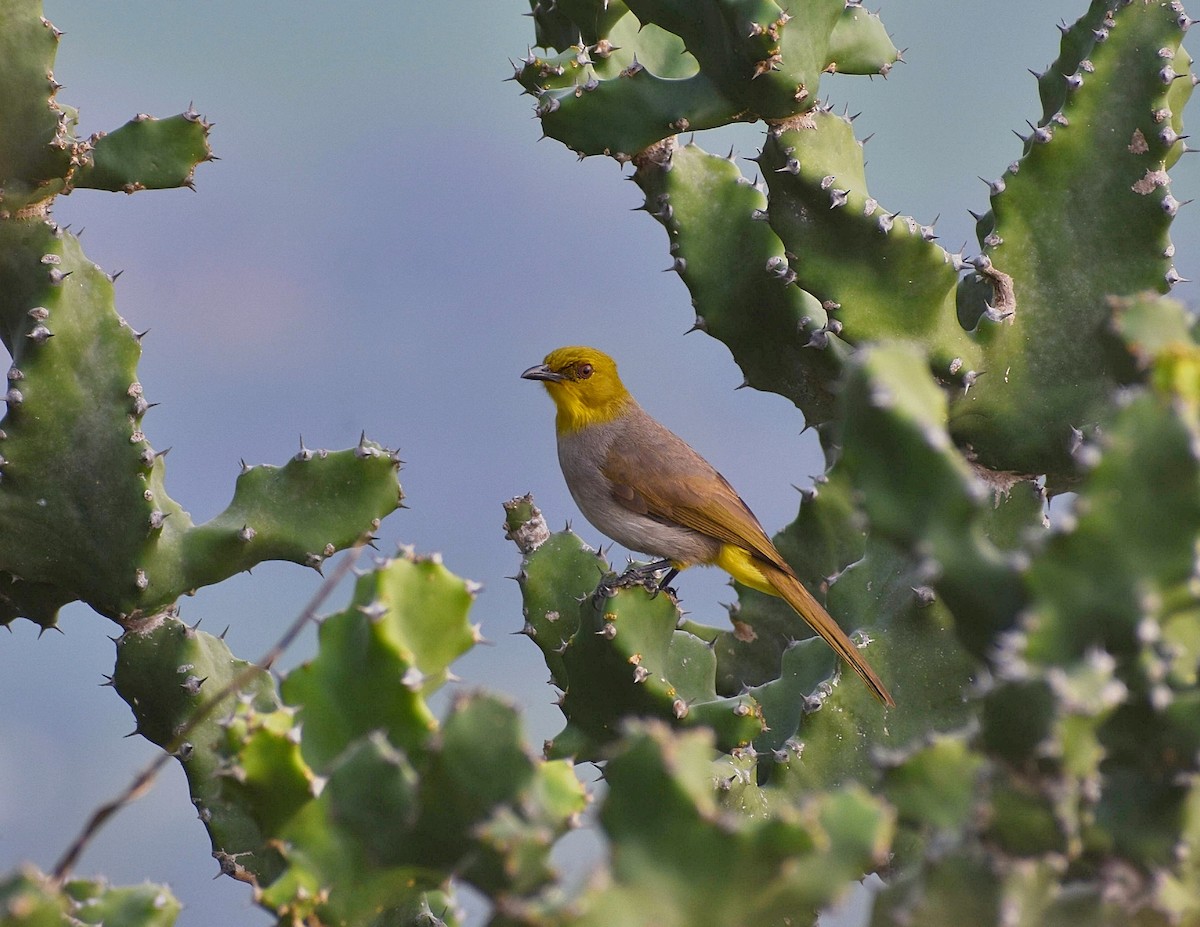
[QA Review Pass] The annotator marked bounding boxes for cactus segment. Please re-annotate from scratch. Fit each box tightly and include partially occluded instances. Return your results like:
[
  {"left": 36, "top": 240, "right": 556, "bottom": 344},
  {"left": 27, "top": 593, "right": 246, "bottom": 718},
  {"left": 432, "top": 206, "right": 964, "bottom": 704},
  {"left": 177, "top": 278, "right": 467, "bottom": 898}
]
[
  {"left": 0, "top": 2, "right": 72, "bottom": 213},
  {"left": 881, "top": 737, "right": 984, "bottom": 837},
  {"left": 516, "top": 10, "right": 730, "bottom": 160},
  {"left": 71, "top": 112, "right": 213, "bottom": 193},
  {"left": 827, "top": 3, "right": 900, "bottom": 76},
  {"left": 112, "top": 611, "right": 292, "bottom": 885},
  {"left": 951, "top": 1, "right": 1195, "bottom": 476},
  {"left": 838, "top": 344, "right": 1033, "bottom": 656},
  {"left": 0, "top": 0, "right": 386, "bottom": 633},
  {"left": 281, "top": 550, "right": 478, "bottom": 770},
  {"left": 518, "top": 0, "right": 892, "bottom": 158},
  {"left": 633, "top": 139, "right": 842, "bottom": 427},
  {"left": 760, "top": 110, "right": 980, "bottom": 374},
  {"left": 623, "top": 0, "right": 845, "bottom": 115},
  {"left": 161, "top": 440, "right": 402, "bottom": 594},
  {"left": 527, "top": 0, "right": 631, "bottom": 50},
  {"left": 0, "top": 867, "right": 180, "bottom": 927},
  {"left": 570, "top": 722, "right": 893, "bottom": 926},
  {"left": 505, "top": 500, "right": 765, "bottom": 759},
  {"left": 260, "top": 692, "right": 584, "bottom": 924},
  {"left": 0, "top": 218, "right": 163, "bottom": 626},
  {"left": 505, "top": 495, "right": 607, "bottom": 689},
  {"left": 0, "top": 219, "right": 401, "bottom": 626},
  {"left": 552, "top": 576, "right": 765, "bottom": 759},
  {"left": 0, "top": 3, "right": 211, "bottom": 213}
]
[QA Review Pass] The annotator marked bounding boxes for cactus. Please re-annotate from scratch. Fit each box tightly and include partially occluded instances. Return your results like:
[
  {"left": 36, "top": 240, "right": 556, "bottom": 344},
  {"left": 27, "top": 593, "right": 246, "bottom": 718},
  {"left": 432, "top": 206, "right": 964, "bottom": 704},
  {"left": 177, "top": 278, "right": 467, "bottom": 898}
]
[
  {"left": 846, "top": 306, "right": 1200, "bottom": 923},
  {"left": 0, "top": 1, "right": 403, "bottom": 630},
  {"left": 262, "top": 551, "right": 588, "bottom": 925},
  {"left": 112, "top": 548, "right": 588, "bottom": 925},
  {"left": 112, "top": 611, "right": 298, "bottom": 885},
  {"left": 518, "top": 1, "right": 1193, "bottom": 482},
  {"left": 0, "top": 867, "right": 180, "bottom": 927},
  {"left": 564, "top": 722, "right": 894, "bottom": 927},
  {"left": 516, "top": 0, "right": 899, "bottom": 160},
  {"left": 510, "top": 1, "right": 1200, "bottom": 924},
  {"left": 5, "top": 3, "right": 1200, "bottom": 927}
]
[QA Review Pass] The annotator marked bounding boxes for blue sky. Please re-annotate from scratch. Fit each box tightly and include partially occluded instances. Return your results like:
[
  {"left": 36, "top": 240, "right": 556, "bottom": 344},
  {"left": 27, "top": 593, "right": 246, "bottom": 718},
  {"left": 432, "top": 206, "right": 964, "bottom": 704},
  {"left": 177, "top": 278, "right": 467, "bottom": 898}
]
[{"left": 3, "top": 3, "right": 1196, "bottom": 925}]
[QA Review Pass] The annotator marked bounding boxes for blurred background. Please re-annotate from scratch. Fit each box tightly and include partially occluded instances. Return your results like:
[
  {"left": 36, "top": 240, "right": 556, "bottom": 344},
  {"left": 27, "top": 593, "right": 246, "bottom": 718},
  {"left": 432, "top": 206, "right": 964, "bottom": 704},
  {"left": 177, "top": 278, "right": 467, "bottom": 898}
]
[{"left": 2, "top": 2, "right": 1196, "bottom": 924}]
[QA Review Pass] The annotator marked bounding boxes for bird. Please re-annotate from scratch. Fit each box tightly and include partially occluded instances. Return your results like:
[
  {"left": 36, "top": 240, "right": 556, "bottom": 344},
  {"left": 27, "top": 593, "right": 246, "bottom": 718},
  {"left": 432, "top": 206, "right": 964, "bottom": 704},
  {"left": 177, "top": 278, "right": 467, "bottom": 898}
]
[{"left": 522, "top": 345, "right": 894, "bottom": 706}]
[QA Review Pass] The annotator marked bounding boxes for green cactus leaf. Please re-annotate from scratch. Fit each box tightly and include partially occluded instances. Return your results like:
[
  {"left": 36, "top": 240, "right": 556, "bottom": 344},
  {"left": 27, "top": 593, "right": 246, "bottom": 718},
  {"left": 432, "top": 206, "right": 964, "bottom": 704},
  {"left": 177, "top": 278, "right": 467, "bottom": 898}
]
[
  {"left": 527, "top": 0, "right": 630, "bottom": 50},
  {"left": 881, "top": 736, "right": 984, "bottom": 834},
  {"left": 828, "top": 3, "right": 900, "bottom": 76},
  {"left": 62, "top": 878, "right": 182, "bottom": 927},
  {"left": 519, "top": 0, "right": 896, "bottom": 158},
  {"left": 633, "top": 140, "right": 841, "bottom": 427},
  {"left": 951, "top": 1, "right": 1194, "bottom": 477},
  {"left": 0, "top": 218, "right": 402, "bottom": 626},
  {"left": 760, "top": 110, "right": 980, "bottom": 375},
  {"left": 505, "top": 495, "right": 606, "bottom": 689},
  {"left": 159, "top": 438, "right": 403, "bottom": 594},
  {"left": 71, "top": 112, "right": 213, "bottom": 193},
  {"left": 281, "top": 551, "right": 477, "bottom": 770},
  {"left": 112, "top": 612, "right": 290, "bottom": 886},
  {"left": 839, "top": 344, "right": 1031, "bottom": 656},
  {"left": 554, "top": 579, "right": 765, "bottom": 759},
  {"left": 0, "top": 1, "right": 71, "bottom": 212},
  {"left": 0, "top": 868, "right": 180, "bottom": 927},
  {"left": 573, "top": 722, "right": 893, "bottom": 926}
]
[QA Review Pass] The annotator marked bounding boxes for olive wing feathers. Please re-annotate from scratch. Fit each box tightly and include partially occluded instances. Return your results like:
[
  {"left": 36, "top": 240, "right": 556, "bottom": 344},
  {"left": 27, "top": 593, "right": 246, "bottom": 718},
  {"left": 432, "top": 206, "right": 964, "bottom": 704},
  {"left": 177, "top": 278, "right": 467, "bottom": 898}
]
[{"left": 598, "top": 409, "right": 791, "bottom": 574}]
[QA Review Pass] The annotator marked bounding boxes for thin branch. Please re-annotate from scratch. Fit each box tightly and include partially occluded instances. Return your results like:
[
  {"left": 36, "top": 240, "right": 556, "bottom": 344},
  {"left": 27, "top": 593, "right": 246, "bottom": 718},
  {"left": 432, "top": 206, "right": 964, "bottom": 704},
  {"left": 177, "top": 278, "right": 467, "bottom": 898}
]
[{"left": 49, "top": 543, "right": 365, "bottom": 886}]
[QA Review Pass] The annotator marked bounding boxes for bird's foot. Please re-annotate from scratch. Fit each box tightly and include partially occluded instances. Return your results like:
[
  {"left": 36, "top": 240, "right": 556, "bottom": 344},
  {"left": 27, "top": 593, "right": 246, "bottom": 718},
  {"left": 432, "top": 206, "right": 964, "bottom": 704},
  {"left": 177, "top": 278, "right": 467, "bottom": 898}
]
[{"left": 594, "top": 560, "right": 677, "bottom": 605}]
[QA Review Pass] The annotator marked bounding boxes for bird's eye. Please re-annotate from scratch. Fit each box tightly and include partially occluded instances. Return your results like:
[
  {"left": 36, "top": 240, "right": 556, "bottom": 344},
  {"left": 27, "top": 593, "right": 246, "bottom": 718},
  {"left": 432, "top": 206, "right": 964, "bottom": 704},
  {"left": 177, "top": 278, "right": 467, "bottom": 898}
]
[{"left": 576, "top": 363, "right": 593, "bottom": 380}]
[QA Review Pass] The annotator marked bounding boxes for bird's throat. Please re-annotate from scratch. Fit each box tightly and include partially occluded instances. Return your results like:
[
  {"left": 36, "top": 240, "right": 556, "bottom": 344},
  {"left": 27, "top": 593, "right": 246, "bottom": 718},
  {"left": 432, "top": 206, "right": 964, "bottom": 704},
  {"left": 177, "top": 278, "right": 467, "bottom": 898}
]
[{"left": 551, "top": 390, "right": 632, "bottom": 435}]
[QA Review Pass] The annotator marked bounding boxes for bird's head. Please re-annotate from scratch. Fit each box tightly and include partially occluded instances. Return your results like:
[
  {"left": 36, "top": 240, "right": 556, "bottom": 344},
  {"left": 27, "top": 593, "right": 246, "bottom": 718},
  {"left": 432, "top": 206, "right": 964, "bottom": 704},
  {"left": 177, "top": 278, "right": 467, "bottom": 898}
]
[{"left": 522, "top": 346, "right": 632, "bottom": 434}]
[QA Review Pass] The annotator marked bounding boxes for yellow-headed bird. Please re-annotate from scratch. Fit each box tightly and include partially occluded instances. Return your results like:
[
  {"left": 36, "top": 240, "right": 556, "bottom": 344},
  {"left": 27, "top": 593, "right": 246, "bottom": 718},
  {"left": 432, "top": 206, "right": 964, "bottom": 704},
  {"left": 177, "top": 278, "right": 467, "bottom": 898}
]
[{"left": 523, "top": 346, "right": 893, "bottom": 706}]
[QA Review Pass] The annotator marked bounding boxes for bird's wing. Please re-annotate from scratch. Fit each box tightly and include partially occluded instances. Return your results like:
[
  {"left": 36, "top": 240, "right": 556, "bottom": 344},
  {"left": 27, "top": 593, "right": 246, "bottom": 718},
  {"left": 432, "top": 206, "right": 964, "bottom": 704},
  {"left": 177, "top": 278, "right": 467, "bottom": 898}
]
[{"left": 600, "top": 416, "right": 792, "bottom": 573}]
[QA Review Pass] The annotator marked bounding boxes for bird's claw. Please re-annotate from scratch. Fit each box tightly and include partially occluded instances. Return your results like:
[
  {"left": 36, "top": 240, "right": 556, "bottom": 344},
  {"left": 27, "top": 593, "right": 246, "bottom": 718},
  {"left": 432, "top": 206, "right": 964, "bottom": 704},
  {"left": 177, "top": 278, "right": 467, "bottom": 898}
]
[{"left": 592, "top": 562, "right": 677, "bottom": 606}]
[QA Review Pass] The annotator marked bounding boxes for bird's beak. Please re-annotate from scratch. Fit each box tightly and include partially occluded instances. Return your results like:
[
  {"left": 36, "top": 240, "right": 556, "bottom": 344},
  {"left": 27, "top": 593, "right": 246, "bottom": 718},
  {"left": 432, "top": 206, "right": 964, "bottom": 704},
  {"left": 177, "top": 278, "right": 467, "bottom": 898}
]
[{"left": 521, "top": 363, "right": 565, "bottom": 383}]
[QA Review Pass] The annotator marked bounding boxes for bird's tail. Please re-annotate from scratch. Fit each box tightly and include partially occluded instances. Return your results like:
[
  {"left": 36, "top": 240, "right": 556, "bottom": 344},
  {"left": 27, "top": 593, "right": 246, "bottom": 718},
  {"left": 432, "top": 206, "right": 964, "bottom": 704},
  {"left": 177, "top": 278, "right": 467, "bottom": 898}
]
[{"left": 759, "top": 561, "right": 895, "bottom": 707}]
